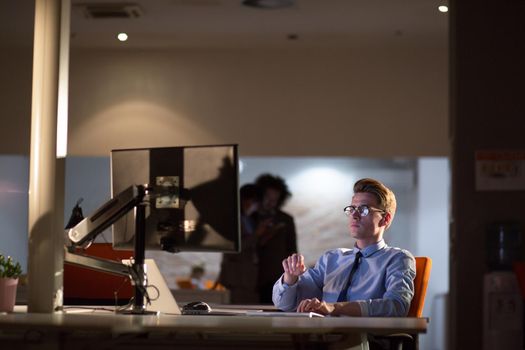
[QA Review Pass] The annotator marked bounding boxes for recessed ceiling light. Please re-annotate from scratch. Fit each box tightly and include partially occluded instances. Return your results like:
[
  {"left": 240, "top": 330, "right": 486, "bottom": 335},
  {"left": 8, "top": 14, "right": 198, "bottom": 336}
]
[
  {"left": 117, "top": 32, "right": 128, "bottom": 42},
  {"left": 438, "top": 5, "right": 448, "bottom": 13}
]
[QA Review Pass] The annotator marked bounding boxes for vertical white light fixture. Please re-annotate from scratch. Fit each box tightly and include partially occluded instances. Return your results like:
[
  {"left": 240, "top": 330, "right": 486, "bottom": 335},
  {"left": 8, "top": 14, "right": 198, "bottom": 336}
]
[{"left": 56, "top": 0, "right": 70, "bottom": 158}]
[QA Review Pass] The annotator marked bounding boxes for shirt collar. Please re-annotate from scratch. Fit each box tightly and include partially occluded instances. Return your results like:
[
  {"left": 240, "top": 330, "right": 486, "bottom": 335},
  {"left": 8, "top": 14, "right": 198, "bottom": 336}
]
[{"left": 353, "top": 239, "right": 387, "bottom": 258}]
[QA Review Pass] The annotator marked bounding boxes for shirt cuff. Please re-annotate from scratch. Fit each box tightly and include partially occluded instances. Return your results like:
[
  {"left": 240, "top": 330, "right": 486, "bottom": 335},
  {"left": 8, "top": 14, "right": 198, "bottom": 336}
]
[
  {"left": 279, "top": 274, "right": 298, "bottom": 290},
  {"left": 355, "top": 300, "right": 369, "bottom": 317}
]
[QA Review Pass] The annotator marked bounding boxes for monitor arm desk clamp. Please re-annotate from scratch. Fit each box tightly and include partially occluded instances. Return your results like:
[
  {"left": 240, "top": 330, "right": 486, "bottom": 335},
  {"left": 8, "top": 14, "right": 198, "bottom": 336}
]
[{"left": 64, "top": 184, "right": 154, "bottom": 314}]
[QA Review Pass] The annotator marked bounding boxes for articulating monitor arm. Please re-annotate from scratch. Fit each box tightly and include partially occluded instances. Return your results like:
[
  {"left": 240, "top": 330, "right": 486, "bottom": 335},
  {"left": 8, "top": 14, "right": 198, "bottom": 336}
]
[
  {"left": 64, "top": 185, "right": 153, "bottom": 313},
  {"left": 67, "top": 185, "right": 145, "bottom": 248}
]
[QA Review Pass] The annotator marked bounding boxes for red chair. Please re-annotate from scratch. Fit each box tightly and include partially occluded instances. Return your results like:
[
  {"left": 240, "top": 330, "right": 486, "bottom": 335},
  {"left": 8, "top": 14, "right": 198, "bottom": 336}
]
[{"left": 63, "top": 243, "right": 134, "bottom": 305}]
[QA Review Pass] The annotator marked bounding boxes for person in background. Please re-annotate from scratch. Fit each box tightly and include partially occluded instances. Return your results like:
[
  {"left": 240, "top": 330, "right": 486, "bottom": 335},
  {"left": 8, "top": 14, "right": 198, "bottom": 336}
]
[
  {"left": 189, "top": 265, "right": 206, "bottom": 290},
  {"left": 255, "top": 174, "right": 298, "bottom": 304},
  {"left": 273, "top": 178, "right": 415, "bottom": 317},
  {"left": 218, "top": 184, "right": 263, "bottom": 303}
]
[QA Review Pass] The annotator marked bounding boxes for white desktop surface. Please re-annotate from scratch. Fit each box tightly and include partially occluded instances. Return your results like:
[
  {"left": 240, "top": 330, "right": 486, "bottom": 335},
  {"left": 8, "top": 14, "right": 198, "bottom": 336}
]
[
  {"left": 3, "top": 305, "right": 429, "bottom": 334},
  {"left": 1, "top": 305, "right": 428, "bottom": 350}
]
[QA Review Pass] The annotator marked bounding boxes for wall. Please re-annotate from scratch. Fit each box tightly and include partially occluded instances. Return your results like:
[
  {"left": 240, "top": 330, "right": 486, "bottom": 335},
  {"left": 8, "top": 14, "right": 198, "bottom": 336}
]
[
  {"left": 66, "top": 48, "right": 448, "bottom": 157},
  {"left": 0, "top": 156, "right": 29, "bottom": 269},
  {"left": 450, "top": 0, "right": 525, "bottom": 348},
  {"left": 0, "top": 47, "right": 448, "bottom": 157},
  {"left": 0, "top": 48, "right": 33, "bottom": 155},
  {"left": 416, "top": 158, "right": 450, "bottom": 350}
]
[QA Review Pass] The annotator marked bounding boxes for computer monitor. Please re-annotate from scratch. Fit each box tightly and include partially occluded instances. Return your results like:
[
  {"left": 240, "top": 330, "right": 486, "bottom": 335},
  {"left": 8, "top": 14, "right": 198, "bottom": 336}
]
[{"left": 110, "top": 144, "right": 240, "bottom": 253}]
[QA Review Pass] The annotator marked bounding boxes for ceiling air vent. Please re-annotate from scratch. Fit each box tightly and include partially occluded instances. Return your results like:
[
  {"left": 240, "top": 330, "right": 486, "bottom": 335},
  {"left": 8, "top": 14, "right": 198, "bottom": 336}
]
[{"left": 80, "top": 3, "right": 143, "bottom": 19}]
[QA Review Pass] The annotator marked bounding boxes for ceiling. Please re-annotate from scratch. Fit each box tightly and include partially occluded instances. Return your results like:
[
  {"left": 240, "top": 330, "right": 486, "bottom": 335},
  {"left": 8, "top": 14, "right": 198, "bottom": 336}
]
[{"left": 1, "top": 0, "right": 448, "bottom": 49}]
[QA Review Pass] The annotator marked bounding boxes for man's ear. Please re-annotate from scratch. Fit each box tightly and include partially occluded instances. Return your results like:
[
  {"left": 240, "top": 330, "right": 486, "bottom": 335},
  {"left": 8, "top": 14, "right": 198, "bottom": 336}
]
[{"left": 380, "top": 212, "right": 392, "bottom": 228}]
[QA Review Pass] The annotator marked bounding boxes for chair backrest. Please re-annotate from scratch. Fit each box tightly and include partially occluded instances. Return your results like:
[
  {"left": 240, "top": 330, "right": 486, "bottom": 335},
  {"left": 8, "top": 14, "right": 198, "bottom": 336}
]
[
  {"left": 407, "top": 256, "right": 432, "bottom": 317},
  {"left": 63, "top": 243, "right": 134, "bottom": 304}
]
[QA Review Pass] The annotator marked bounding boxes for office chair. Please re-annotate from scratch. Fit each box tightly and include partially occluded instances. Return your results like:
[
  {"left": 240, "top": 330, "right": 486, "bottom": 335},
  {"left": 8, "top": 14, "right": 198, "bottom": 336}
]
[
  {"left": 63, "top": 243, "right": 134, "bottom": 305},
  {"left": 370, "top": 256, "right": 432, "bottom": 350},
  {"left": 408, "top": 256, "right": 432, "bottom": 318}
]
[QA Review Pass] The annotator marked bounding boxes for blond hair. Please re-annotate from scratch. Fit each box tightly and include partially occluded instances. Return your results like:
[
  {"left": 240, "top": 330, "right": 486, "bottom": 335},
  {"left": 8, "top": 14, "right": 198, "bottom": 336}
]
[{"left": 353, "top": 178, "right": 397, "bottom": 228}]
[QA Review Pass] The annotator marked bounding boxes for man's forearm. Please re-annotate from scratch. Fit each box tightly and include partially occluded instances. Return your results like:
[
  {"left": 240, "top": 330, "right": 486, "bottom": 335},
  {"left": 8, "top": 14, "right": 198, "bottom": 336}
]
[
  {"left": 331, "top": 302, "right": 363, "bottom": 317},
  {"left": 273, "top": 279, "right": 299, "bottom": 312}
]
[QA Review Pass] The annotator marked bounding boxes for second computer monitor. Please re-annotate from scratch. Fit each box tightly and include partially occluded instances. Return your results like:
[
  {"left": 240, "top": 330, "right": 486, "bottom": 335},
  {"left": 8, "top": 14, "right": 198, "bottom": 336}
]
[{"left": 111, "top": 144, "right": 240, "bottom": 253}]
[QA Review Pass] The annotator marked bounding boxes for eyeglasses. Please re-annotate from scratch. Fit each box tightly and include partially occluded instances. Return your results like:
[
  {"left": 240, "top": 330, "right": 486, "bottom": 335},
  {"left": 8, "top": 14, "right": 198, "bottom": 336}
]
[{"left": 343, "top": 205, "right": 386, "bottom": 217}]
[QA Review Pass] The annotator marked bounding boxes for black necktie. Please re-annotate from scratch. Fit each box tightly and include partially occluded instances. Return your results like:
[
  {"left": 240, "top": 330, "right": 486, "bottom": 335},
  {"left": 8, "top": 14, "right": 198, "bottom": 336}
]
[{"left": 337, "top": 251, "right": 363, "bottom": 302}]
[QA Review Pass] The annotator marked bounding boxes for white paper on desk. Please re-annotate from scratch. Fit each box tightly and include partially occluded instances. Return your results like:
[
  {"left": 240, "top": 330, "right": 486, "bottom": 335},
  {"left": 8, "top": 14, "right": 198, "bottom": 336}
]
[{"left": 245, "top": 311, "right": 324, "bottom": 318}]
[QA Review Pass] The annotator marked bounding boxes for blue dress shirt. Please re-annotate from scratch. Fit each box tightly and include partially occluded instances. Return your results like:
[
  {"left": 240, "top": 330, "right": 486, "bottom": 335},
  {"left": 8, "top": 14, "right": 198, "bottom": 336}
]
[{"left": 272, "top": 240, "right": 416, "bottom": 317}]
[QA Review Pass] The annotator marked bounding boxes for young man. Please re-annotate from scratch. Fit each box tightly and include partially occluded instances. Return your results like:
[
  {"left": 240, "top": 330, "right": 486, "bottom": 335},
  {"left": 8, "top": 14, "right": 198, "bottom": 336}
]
[{"left": 272, "top": 178, "right": 415, "bottom": 317}]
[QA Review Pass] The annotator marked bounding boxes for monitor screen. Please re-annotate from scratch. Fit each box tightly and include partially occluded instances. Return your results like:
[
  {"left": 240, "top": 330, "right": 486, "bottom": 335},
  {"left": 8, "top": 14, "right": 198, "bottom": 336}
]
[{"left": 110, "top": 144, "right": 240, "bottom": 253}]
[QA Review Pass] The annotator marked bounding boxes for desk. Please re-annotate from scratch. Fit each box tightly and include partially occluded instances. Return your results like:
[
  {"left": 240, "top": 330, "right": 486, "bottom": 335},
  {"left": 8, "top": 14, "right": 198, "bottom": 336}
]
[
  {"left": 0, "top": 307, "right": 428, "bottom": 350},
  {"left": 171, "top": 288, "right": 231, "bottom": 304}
]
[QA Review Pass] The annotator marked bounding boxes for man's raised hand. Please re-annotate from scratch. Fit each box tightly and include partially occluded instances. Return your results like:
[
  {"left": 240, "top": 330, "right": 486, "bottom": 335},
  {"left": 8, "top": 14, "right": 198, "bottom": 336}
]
[{"left": 282, "top": 253, "right": 306, "bottom": 285}]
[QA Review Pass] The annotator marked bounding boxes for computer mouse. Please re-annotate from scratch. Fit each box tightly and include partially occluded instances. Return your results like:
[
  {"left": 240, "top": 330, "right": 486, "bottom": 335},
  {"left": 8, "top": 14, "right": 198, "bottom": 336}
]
[{"left": 181, "top": 301, "right": 212, "bottom": 315}]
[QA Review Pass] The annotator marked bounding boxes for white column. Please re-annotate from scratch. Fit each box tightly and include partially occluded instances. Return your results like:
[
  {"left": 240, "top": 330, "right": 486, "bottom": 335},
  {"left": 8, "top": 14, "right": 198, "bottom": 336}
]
[{"left": 28, "top": 0, "right": 68, "bottom": 313}]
